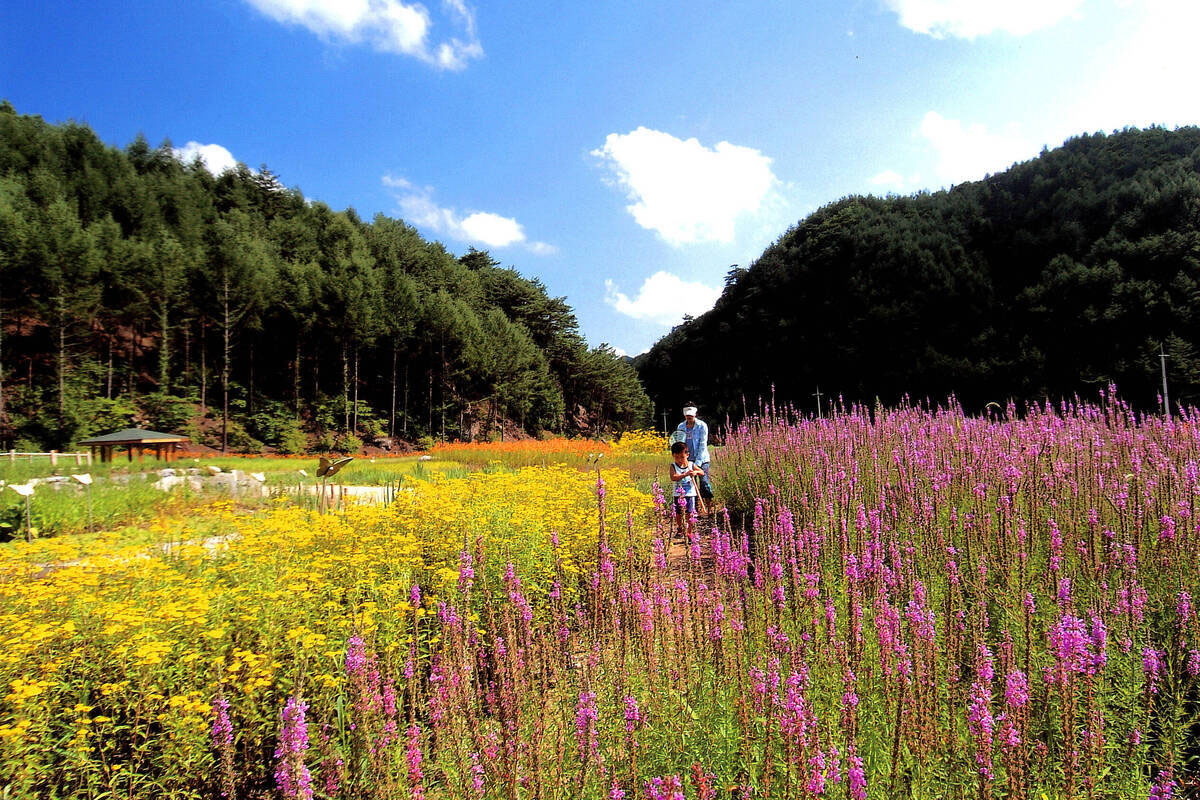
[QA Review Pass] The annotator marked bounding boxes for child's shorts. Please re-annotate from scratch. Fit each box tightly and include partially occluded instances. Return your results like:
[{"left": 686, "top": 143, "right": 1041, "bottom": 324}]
[{"left": 675, "top": 495, "right": 697, "bottom": 515}]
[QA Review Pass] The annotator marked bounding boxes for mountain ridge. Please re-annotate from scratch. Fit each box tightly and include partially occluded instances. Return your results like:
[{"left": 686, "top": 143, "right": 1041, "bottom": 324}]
[{"left": 636, "top": 125, "right": 1200, "bottom": 421}]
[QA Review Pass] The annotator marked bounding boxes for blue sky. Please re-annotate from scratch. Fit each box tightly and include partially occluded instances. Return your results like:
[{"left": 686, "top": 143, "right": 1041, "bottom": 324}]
[{"left": 4, "top": 0, "right": 1199, "bottom": 355}]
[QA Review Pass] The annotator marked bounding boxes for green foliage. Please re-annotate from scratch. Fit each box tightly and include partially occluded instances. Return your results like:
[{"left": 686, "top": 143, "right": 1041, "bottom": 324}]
[
  {"left": 11, "top": 436, "right": 42, "bottom": 453},
  {"left": 181, "top": 419, "right": 202, "bottom": 444},
  {"left": 338, "top": 432, "right": 364, "bottom": 453},
  {"left": 357, "top": 415, "right": 385, "bottom": 442},
  {"left": 0, "top": 479, "right": 187, "bottom": 541},
  {"left": 310, "top": 401, "right": 338, "bottom": 435},
  {"left": 203, "top": 419, "right": 261, "bottom": 453},
  {"left": 313, "top": 430, "right": 336, "bottom": 453},
  {"left": 638, "top": 125, "right": 1200, "bottom": 417},
  {"left": 246, "top": 399, "right": 299, "bottom": 447},
  {"left": 274, "top": 419, "right": 309, "bottom": 455},
  {"left": 0, "top": 104, "right": 651, "bottom": 450},
  {"left": 72, "top": 397, "right": 137, "bottom": 441},
  {"left": 138, "top": 393, "right": 193, "bottom": 434}
]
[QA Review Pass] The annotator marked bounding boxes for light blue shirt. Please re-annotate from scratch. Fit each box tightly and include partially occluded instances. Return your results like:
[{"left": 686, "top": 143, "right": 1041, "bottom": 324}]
[
  {"left": 676, "top": 418, "right": 709, "bottom": 465},
  {"left": 671, "top": 460, "right": 696, "bottom": 496}
]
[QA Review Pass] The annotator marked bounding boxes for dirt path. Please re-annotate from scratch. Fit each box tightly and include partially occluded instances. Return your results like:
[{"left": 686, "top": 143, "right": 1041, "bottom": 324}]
[{"left": 664, "top": 507, "right": 723, "bottom": 571}]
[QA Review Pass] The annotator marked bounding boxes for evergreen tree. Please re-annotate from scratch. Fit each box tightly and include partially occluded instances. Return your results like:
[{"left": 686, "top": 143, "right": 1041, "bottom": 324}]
[{"left": 0, "top": 104, "right": 654, "bottom": 447}]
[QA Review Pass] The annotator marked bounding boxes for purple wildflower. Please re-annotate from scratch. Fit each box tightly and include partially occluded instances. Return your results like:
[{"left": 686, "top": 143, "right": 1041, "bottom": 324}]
[
  {"left": 1057, "top": 577, "right": 1072, "bottom": 605},
  {"left": 211, "top": 693, "right": 236, "bottom": 799},
  {"left": 966, "top": 681, "right": 994, "bottom": 780},
  {"left": 1149, "top": 770, "right": 1175, "bottom": 800},
  {"left": 1049, "top": 614, "right": 1094, "bottom": 682},
  {"left": 470, "top": 751, "right": 485, "bottom": 796},
  {"left": 1004, "top": 670, "right": 1029, "bottom": 708},
  {"left": 274, "top": 696, "right": 312, "bottom": 800},
  {"left": 1177, "top": 591, "right": 1193, "bottom": 625},
  {"left": 847, "top": 750, "right": 866, "bottom": 800},
  {"left": 406, "top": 724, "right": 424, "bottom": 800},
  {"left": 645, "top": 775, "right": 685, "bottom": 800},
  {"left": 458, "top": 547, "right": 475, "bottom": 593},
  {"left": 623, "top": 695, "right": 642, "bottom": 733},
  {"left": 211, "top": 694, "right": 233, "bottom": 750},
  {"left": 1142, "top": 647, "right": 1163, "bottom": 694},
  {"left": 345, "top": 635, "right": 367, "bottom": 675},
  {"left": 1088, "top": 614, "right": 1108, "bottom": 674},
  {"left": 575, "top": 691, "right": 598, "bottom": 762}
]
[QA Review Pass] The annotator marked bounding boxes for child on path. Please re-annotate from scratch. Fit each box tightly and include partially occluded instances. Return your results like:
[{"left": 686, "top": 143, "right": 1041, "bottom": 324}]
[
  {"left": 677, "top": 402, "right": 713, "bottom": 503},
  {"left": 669, "top": 441, "right": 704, "bottom": 539}
]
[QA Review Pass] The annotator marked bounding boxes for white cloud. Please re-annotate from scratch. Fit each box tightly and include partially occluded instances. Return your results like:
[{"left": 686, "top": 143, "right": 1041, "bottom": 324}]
[
  {"left": 604, "top": 271, "right": 721, "bottom": 325},
  {"left": 383, "top": 175, "right": 555, "bottom": 254},
  {"left": 869, "top": 169, "right": 922, "bottom": 193},
  {"left": 173, "top": 141, "right": 240, "bottom": 175},
  {"left": 883, "top": 0, "right": 1084, "bottom": 38},
  {"left": 459, "top": 212, "right": 524, "bottom": 248},
  {"left": 243, "top": 0, "right": 482, "bottom": 69},
  {"left": 526, "top": 241, "right": 558, "bottom": 256},
  {"left": 592, "top": 127, "right": 781, "bottom": 247},
  {"left": 919, "top": 111, "right": 1034, "bottom": 184},
  {"left": 1066, "top": 0, "right": 1200, "bottom": 133}
]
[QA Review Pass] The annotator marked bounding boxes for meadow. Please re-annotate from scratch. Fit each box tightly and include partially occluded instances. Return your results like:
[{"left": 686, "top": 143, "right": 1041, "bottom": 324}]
[
  {"left": 0, "top": 433, "right": 672, "bottom": 541},
  {"left": 0, "top": 408, "right": 1198, "bottom": 799}
]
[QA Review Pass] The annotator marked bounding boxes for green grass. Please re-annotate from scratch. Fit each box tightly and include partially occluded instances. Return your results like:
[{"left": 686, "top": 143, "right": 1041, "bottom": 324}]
[
  {"left": 0, "top": 479, "right": 242, "bottom": 542},
  {"left": 0, "top": 449, "right": 674, "bottom": 543},
  {"left": 0, "top": 455, "right": 472, "bottom": 541},
  {"left": 0, "top": 502, "right": 240, "bottom": 564},
  {"left": 0, "top": 454, "right": 463, "bottom": 486}
]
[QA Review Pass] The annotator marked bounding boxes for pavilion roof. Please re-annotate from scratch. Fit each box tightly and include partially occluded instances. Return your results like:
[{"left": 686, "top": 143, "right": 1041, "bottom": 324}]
[{"left": 77, "top": 428, "right": 190, "bottom": 446}]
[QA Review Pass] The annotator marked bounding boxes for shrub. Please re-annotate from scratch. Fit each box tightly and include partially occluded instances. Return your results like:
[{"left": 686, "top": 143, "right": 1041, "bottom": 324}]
[
  {"left": 11, "top": 436, "right": 44, "bottom": 453},
  {"left": 246, "top": 400, "right": 301, "bottom": 448},
  {"left": 182, "top": 420, "right": 202, "bottom": 444},
  {"left": 358, "top": 416, "right": 385, "bottom": 442},
  {"left": 71, "top": 398, "right": 138, "bottom": 440},
  {"left": 337, "top": 432, "right": 364, "bottom": 454},
  {"left": 314, "top": 430, "right": 336, "bottom": 453},
  {"left": 203, "top": 420, "right": 263, "bottom": 453},
  {"left": 274, "top": 420, "right": 309, "bottom": 455},
  {"left": 228, "top": 422, "right": 263, "bottom": 453},
  {"left": 138, "top": 393, "right": 194, "bottom": 434}
]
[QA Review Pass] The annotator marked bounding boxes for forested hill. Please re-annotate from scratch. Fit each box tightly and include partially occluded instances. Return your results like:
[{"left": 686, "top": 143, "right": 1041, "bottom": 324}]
[
  {"left": 0, "top": 102, "right": 650, "bottom": 452},
  {"left": 637, "top": 126, "right": 1200, "bottom": 421}
]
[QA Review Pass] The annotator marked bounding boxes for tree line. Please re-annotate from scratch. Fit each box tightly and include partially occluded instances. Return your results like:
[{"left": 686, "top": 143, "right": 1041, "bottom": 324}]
[
  {"left": 0, "top": 102, "right": 650, "bottom": 451},
  {"left": 637, "top": 125, "right": 1200, "bottom": 421}
]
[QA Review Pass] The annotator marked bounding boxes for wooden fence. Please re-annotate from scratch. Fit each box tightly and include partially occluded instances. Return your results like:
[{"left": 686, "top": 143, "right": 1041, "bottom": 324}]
[{"left": 5, "top": 450, "right": 93, "bottom": 466}]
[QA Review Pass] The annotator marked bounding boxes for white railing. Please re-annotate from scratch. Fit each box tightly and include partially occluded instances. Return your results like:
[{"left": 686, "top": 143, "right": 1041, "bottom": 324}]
[{"left": 5, "top": 450, "right": 93, "bottom": 466}]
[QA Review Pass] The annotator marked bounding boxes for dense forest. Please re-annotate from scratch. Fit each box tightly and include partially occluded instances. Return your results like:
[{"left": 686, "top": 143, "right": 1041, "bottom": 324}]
[
  {"left": 0, "top": 102, "right": 650, "bottom": 452},
  {"left": 638, "top": 126, "right": 1200, "bottom": 421}
]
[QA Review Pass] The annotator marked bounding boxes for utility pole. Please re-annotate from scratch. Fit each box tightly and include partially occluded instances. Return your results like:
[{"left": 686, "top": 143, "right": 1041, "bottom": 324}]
[
  {"left": 1160, "top": 343, "right": 1171, "bottom": 418},
  {"left": 813, "top": 386, "right": 824, "bottom": 419}
]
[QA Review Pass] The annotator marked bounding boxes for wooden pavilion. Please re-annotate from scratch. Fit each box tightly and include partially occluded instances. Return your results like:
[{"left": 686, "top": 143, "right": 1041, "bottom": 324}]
[{"left": 78, "top": 428, "right": 190, "bottom": 463}]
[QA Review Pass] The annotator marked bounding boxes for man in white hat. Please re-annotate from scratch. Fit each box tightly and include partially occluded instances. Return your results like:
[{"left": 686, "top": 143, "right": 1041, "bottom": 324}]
[{"left": 676, "top": 401, "right": 711, "bottom": 506}]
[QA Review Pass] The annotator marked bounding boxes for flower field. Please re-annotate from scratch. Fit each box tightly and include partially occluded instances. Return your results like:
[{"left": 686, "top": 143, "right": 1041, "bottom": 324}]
[
  {"left": 429, "top": 429, "right": 669, "bottom": 469},
  {"left": 1, "top": 406, "right": 1198, "bottom": 798}
]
